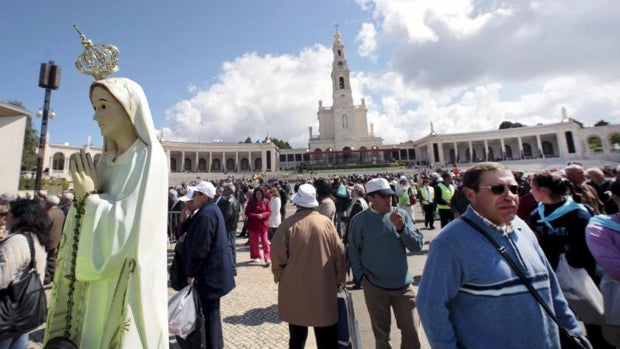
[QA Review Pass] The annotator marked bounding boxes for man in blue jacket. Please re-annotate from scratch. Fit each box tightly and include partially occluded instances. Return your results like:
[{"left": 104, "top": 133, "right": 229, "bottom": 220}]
[
  {"left": 185, "top": 181, "right": 235, "bottom": 349},
  {"left": 417, "top": 162, "right": 586, "bottom": 349},
  {"left": 348, "top": 177, "right": 425, "bottom": 349}
]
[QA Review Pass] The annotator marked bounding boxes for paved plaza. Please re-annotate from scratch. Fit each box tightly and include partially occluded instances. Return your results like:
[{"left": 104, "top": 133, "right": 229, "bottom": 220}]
[{"left": 29, "top": 203, "right": 436, "bottom": 349}]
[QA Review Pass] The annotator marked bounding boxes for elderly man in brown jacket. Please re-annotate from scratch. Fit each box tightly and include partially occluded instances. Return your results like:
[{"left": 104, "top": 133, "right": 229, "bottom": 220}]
[{"left": 271, "top": 183, "right": 346, "bottom": 349}]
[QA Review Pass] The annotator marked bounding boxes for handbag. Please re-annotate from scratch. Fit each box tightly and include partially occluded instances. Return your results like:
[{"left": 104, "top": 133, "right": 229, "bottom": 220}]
[
  {"left": 0, "top": 233, "right": 47, "bottom": 340},
  {"left": 600, "top": 274, "right": 620, "bottom": 326},
  {"left": 176, "top": 286, "right": 206, "bottom": 349},
  {"left": 337, "top": 288, "right": 362, "bottom": 349},
  {"left": 554, "top": 253, "right": 604, "bottom": 325},
  {"left": 461, "top": 217, "right": 592, "bottom": 349},
  {"left": 408, "top": 188, "right": 417, "bottom": 205}
]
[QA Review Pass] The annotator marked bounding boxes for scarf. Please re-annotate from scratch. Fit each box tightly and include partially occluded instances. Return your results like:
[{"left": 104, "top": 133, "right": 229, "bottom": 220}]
[
  {"left": 589, "top": 214, "right": 620, "bottom": 232},
  {"left": 537, "top": 196, "right": 587, "bottom": 230}
]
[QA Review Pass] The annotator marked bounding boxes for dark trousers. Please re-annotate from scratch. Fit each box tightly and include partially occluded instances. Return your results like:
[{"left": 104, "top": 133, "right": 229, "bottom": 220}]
[
  {"left": 289, "top": 323, "right": 338, "bottom": 349},
  {"left": 422, "top": 204, "right": 435, "bottom": 228},
  {"left": 44, "top": 249, "right": 58, "bottom": 284},
  {"left": 438, "top": 208, "right": 454, "bottom": 228},
  {"left": 200, "top": 296, "right": 224, "bottom": 349},
  {"left": 227, "top": 230, "right": 237, "bottom": 274}
]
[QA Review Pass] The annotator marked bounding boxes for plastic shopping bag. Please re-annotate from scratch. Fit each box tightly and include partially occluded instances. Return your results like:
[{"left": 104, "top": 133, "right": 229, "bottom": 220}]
[
  {"left": 555, "top": 253, "right": 604, "bottom": 325},
  {"left": 337, "top": 288, "right": 362, "bottom": 349},
  {"left": 168, "top": 285, "right": 197, "bottom": 339}
]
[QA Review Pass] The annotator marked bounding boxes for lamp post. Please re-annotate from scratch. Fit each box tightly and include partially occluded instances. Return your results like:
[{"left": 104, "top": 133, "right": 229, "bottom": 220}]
[{"left": 34, "top": 60, "right": 61, "bottom": 192}]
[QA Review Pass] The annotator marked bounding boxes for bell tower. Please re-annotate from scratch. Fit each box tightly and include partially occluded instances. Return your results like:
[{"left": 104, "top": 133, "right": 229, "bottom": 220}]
[{"left": 331, "top": 29, "right": 354, "bottom": 108}]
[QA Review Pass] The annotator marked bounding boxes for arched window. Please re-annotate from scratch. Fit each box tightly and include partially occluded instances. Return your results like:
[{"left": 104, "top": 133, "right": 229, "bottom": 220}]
[
  {"left": 522, "top": 143, "right": 533, "bottom": 157},
  {"left": 240, "top": 158, "right": 250, "bottom": 171},
  {"left": 504, "top": 145, "right": 513, "bottom": 159},
  {"left": 170, "top": 158, "right": 177, "bottom": 172},
  {"left": 198, "top": 158, "right": 207, "bottom": 171},
  {"left": 184, "top": 158, "right": 192, "bottom": 171},
  {"left": 341, "top": 114, "right": 348, "bottom": 128},
  {"left": 587, "top": 136, "right": 603, "bottom": 153},
  {"left": 226, "top": 158, "right": 235, "bottom": 171},
  {"left": 52, "top": 152, "right": 65, "bottom": 170},
  {"left": 254, "top": 158, "right": 262, "bottom": 171},
  {"left": 338, "top": 61, "right": 343, "bottom": 67},
  {"left": 211, "top": 159, "right": 221, "bottom": 172},
  {"left": 339, "top": 77, "right": 345, "bottom": 89},
  {"left": 609, "top": 133, "right": 620, "bottom": 152},
  {"left": 542, "top": 141, "right": 554, "bottom": 156}
]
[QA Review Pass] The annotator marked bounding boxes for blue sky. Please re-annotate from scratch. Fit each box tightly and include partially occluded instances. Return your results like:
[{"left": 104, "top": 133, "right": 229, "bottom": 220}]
[{"left": 2, "top": 0, "right": 620, "bottom": 149}]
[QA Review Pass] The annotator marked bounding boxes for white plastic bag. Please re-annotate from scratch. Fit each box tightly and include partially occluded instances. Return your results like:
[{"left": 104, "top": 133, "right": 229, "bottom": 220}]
[
  {"left": 600, "top": 274, "right": 620, "bottom": 326},
  {"left": 555, "top": 253, "right": 604, "bottom": 325},
  {"left": 168, "top": 285, "right": 197, "bottom": 339}
]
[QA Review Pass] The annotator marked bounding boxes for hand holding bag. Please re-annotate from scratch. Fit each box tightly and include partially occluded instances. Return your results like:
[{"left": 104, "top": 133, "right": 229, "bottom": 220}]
[
  {"left": 337, "top": 288, "right": 362, "bottom": 349},
  {"left": 168, "top": 284, "right": 197, "bottom": 339},
  {"left": 554, "top": 253, "right": 605, "bottom": 325},
  {"left": 0, "top": 233, "right": 47, "bottom": 340}
]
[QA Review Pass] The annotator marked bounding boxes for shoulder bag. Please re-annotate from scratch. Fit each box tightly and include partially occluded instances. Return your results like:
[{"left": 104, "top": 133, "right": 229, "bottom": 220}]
[
  {"left": 460, "top": 217, "right": 592, "bottom": 349},
  {"left": 0, "top": 233, "right": 48, "bottom": 340}
]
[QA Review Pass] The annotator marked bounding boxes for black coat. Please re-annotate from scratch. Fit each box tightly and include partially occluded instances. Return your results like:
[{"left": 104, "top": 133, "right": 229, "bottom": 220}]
[
  {"left": 217, "top": 195, "right": 240, "bottom": 232},
  {"left": 184, "top": 201, "right": 235, "bottom": 300}
]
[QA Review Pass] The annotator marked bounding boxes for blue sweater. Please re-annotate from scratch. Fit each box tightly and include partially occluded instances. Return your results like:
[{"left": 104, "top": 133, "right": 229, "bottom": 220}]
[
  {"left": 417, "top": 208, "right": 583, "bottom": 349},
  {"left": 347, "top": 207, "right": 424, "bottom": 289}
]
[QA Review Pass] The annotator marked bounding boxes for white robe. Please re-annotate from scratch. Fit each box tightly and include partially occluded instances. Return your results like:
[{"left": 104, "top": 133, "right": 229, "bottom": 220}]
[{"left": 45, "top": 78, "right": 169, "bottom": 349}]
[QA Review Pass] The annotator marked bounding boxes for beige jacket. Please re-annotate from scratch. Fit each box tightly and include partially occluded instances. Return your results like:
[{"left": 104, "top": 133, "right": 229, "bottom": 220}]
[
  {"left": 0, "top": 233, "right": 47, "bottom": 289},
  {"left": 271, "top": 208, "right": 346, "bottom": 327}
]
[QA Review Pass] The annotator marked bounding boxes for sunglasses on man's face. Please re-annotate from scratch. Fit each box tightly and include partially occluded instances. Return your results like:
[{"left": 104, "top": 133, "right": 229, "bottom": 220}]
[{"left": 478, "top": 184, "right": 519, "bottom": 195}]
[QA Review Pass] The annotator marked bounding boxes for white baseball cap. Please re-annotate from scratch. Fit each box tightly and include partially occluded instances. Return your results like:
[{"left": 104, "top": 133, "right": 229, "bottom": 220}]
[
  {"left": 365, "top": 178, "right": 396, "bottom": 196},
  {"left": 195, "top": 181, "right": 216, "bottom": 198}
]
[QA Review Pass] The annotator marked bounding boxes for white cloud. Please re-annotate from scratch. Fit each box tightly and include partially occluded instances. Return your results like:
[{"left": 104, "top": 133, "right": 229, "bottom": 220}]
[
  {"left": 164, "top": 46, "right": 333, "bottom": 148},
  {"left": 163, "top": 0, "right": 620, "bottom": 152},
  {"left": 356, "top": 22, "right": 378, "bottom": 60}
]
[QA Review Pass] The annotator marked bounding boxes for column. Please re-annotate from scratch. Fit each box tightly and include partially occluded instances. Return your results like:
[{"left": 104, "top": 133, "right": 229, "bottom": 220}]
[
  {"left": 468, "top": 141, "right": 473, "bottom": 162},
  {"left": 194, "top": 152, "right": 198, "bottom": 172},
  {"left": 208, "top": 151, "right": 212, "bottom": 172},
  {"left": 453, "top": 142, "right": 458, "bottom": 163},
  {"left": 484, "top": 140, "right": 489, "bottom": 161},
  {"left": 235, "top": 152, "right": 239, "bottom": 172},
  {"left": 261, "top": 150, "right": 267, "bottom": 173},
  {"left": 536, "top": 135, "right": 543, "bottom": 158},
  {"left": 500, "top": 138, "right": 506, "bottom": 160},
  {"left": 517, "top": 137, "right": 523, "bottom": 159},
  {"left": 181, "top": 151, "right": 185, "bottom": 171}
]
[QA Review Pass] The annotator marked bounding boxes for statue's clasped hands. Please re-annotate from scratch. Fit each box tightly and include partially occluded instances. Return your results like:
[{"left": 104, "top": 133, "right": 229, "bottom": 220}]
[{"left": 70, "top": 150, "right": 100, "bottom": 202}]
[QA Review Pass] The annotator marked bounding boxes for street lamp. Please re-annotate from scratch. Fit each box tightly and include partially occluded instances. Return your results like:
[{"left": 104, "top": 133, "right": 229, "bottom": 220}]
[{"left": 34, "top": 60, "right": 61, "bottom": 192}]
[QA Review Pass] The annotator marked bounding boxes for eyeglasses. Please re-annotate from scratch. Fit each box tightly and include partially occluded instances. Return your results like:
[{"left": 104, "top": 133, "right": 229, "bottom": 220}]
[{"left": 478, "top": 184, "right": 519, "bottom": 195}]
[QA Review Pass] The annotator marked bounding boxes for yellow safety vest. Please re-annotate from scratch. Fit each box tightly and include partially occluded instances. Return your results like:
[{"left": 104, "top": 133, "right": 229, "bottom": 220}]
[
  {"left": 420, "top": 186, "right": 434, "bottom": 205},
  {"left": 436, "top": 183, "right": 455, "bottom": 210}
]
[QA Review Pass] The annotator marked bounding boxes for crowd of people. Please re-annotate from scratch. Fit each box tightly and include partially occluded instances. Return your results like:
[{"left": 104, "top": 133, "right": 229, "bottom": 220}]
[{"left": 1, "top": 160, "right": 620, "bottom": 348}]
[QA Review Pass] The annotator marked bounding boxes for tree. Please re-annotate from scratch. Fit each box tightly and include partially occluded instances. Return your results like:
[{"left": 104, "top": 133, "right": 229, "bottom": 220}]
[
  {"left": 239, "top": 137, "right": 252, "bottom": 144},
  {"left": 499, "top": 121, "right": 526, "bottom": 129},
  {"left": 594, "top": 120, "right": 609, "bottom": 127},
  {"left": 267, "top": 137, "right": 291, "bottom": 149},
  {"left": 21, "top": 114, "right": 39, "bottom": 171}
]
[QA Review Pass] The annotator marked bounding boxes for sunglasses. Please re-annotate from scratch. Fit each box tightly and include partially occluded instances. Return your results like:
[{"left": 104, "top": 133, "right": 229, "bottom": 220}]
[{"left": 479, "top": 184, "right": 519, "bottom": 195}]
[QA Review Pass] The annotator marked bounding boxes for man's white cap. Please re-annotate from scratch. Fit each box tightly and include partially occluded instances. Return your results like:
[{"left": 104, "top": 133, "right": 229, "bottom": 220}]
[
  {"left": 195, "top": 181, "right": 216, "bottom": 198},
  {"left": 365, "top": 178, "right": 396, "bottom": 196},
  {"left": 179, "top": 186, "right": 196, "bottom": 202},
  {"left": 291, "top": 183, "right": 319, "bottom": 208}
]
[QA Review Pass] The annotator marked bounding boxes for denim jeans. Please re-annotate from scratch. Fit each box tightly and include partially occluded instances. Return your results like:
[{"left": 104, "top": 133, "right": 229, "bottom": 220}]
[{"left": 0, "top": 333, "right": 29, "bottom": 349}]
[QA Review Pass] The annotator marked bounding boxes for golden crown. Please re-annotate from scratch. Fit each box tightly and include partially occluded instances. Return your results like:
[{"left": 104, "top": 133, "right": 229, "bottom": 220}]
[{"left": 73, "top": 25, "right": 119, "bottom": 80}]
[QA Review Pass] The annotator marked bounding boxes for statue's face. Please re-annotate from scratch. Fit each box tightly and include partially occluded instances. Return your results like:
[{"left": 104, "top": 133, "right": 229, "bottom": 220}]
[{"left": 90, "top": 86, "right": 133, "bottom": 139}]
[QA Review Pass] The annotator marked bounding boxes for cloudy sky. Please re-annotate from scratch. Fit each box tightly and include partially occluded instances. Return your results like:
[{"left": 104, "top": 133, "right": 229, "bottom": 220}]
[{"left": 2, "top": 0, "right": 619, "bottom": 149}]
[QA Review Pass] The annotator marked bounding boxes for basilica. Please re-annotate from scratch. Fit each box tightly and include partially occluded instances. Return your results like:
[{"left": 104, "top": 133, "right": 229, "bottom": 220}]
[{"left": 1, "top": 31, "right": 619, "bottom": 193}]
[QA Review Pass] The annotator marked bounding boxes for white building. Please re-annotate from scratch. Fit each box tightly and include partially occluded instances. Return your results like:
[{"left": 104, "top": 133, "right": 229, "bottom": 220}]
[{"left": 0, "top": 102, "right": 29, "bottom": 194}]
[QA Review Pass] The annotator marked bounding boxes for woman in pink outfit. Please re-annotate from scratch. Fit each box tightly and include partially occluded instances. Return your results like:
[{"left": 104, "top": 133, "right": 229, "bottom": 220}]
[{"left": 245, "top": 187, "right": 272, "bottom": 266}]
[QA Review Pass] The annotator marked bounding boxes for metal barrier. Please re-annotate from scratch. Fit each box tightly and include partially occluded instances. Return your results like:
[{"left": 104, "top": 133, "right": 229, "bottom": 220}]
[{"left": 168, "top": 211, "right": 181, "bottom": 243}]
